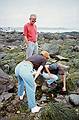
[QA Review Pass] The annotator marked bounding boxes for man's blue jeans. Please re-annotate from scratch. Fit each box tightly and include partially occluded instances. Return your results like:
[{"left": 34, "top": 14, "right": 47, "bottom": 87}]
[
  {"left": 15, "top": 60, "right": 36, "bottom": 109},
  {"left": 26, "top": 41, "right": 38, "bottom": 58},
  {"left": 42, "top": 72, "right": 58, "bottom": 85}
]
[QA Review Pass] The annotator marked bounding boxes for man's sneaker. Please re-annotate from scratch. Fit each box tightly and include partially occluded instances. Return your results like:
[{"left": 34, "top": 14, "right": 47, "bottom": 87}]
[
  {"left": 20, "top": 91, "right": 25, "bottom": 100},
  {"left": 31, "top": 106, "right": 42, "bottom": 113}
]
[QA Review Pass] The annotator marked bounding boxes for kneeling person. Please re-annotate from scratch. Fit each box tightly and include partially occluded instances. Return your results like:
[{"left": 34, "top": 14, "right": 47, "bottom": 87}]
[{"left": 42, "top": 63, "right": 67, "bottom": 91}]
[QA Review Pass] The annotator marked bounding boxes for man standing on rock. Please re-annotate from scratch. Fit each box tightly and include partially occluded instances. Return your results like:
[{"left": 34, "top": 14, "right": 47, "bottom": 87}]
[{"left": 23, "top": 14, "right": 38, "bottom": 58}]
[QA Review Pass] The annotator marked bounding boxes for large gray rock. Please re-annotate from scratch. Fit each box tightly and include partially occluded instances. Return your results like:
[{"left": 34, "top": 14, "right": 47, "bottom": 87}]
[
  {"left": 0, "top": 92, "right": 13, "bottom": 102},
  {"left": 69, "top": 94, "right": 79, "bottom": 106},
  {"left": 76, "top": 80, "right": 79, "bottom": 87},
  {"left": 55, "top": 55, "right": 69, "bottom": 62},
  {"left": 0, "top": 68, "right": 14, "bottom": 94},
  {"left": 41, "top": 42, "right": 59, "bottom": 55},
  {"left": 0, "top": 52, "right": 6, "bottom": 59}
]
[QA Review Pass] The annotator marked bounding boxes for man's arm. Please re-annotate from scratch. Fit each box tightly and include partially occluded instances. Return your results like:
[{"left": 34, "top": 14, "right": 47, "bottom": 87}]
[
  {"left": 23, "top": 24, "right": 28, "bottom": 44},
  {"left": 60, "top": 73, "right": 66, "bottom": 91},
  {"left": 24, "top": 36, "right": 28, "bottom": 44},
  {"left": 34, "top": 65, "right": 43, "bottom": 80},
  {"left": 45, "top": 65, "right": 56, "bottom": 79},
  {"left": 45, "top": 65, "right": 51, "bottom": 76}
]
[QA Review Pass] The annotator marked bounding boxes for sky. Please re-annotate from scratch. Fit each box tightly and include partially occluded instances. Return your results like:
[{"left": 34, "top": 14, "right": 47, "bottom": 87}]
[{"left": 0, "top": 0, "right": 79, "bottom": 29}]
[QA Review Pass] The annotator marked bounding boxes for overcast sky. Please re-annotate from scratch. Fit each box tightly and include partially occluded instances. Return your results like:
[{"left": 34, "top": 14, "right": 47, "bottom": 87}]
[{"left": 0, "top": 0, "right": 79, "bottom": 29}]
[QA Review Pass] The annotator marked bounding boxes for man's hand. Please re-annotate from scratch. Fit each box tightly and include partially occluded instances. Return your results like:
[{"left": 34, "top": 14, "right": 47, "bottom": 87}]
[{"left": 24, "top": 36, "right": 28, "bottom": 44}]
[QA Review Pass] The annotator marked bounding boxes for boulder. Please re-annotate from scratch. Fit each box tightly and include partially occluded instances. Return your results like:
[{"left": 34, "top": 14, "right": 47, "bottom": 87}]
[
  {"left": 69, "top": 94, "right": 79, "bottom": 106},
  {"left": 76, "top": 80, "right": 79, "bottom": 87},
  {"left": 0, "top": 52, "right": 6, "bottom": 59},
  {"left": 0, "top": 68, "right": 14, "bottom": 94},
  {"left": 55, "top": 55, "right": 69, "bottom": 62},
  {"left": 41, "top": 42, "right": 59, "bottom": 55},
  {"left": 0, "top": 92, "right": 13, "bottom": 102}
]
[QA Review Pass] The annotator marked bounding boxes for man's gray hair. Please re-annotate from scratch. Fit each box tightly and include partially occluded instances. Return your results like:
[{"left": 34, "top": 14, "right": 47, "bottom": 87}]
[{"left": 30, "top": 14, "right": 37, "bottom": 18}]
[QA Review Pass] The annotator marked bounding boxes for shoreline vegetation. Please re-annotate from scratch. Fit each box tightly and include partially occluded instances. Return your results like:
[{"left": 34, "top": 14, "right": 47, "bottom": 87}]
[{"left": 0, "top": 29, "right": 79, "bottom": 120}]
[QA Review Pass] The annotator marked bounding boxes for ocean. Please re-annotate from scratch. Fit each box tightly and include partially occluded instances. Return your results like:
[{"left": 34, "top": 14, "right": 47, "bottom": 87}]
[{"left": 0, "top": 27, "right": 79, "bottom": 33}]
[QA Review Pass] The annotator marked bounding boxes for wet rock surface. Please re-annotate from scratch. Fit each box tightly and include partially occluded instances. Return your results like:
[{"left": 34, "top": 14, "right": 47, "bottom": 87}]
[
  {"left": 69, "top": 94, "right": 79, "bottom": 106},
  {"left": 0, "top": 68, "right": 15, "bottom": 95}
]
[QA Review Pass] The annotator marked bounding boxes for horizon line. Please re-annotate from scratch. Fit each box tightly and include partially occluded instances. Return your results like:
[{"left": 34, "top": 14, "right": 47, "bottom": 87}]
[{"left": 0, "top": 26, "right": 79, "bottom": 30}]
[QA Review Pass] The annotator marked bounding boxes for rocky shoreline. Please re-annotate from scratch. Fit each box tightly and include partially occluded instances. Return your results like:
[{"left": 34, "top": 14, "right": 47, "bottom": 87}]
[{"left": 0, "top": 30, "right": 79, "bottom": 120}]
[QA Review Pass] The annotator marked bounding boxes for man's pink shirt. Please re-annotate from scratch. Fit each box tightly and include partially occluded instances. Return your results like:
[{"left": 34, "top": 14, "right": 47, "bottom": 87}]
[{"left": 23, "top": 23, "right": 37, "bottom": 42}]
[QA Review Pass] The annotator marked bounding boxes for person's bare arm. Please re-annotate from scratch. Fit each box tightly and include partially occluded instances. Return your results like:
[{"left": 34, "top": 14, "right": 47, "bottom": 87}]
[
  {"left": 45, "top": 64, "right": 56, "bottom": 79},
  {"left": 34, "top": 65, "right": 43, "bottom": 80},
  {"left": 24, "top": 36, "right": 28, "bottom": 44},
  {"left": 23, "top": 25, "right": 28, "bottom": 44},
  {"left": 45, "top": 65, "right": 51, "bottom": 76},
  {"left": 61, "top": 74, "right": 66, "bottom": 91}
]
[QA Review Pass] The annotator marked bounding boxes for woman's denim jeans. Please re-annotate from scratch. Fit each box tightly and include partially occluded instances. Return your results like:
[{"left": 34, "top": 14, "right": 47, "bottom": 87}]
[
  {"left": 42, "top": 72, "right": 58, "bottom": 85},
  {"left": 15, "top": 60, "right": 36, "bottom": 109}
]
